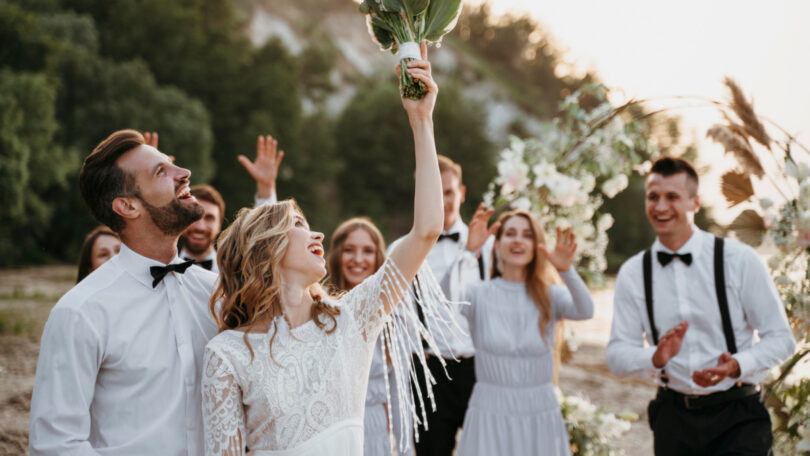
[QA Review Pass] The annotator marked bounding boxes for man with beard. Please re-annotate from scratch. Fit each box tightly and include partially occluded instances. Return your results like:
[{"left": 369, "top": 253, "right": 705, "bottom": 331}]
[
  {"left": 179, "top": 135, "right": 284, "bottom": 272},
  {"left": 29, "top": 130, "right": 219, "bottom": 455}
]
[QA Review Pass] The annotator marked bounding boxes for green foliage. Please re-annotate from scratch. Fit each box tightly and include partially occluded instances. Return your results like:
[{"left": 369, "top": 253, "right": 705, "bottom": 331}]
[
  {"left": 335, "top": 78, "right": 494, "bottom": 239},
  {"left": 0, "top": 2, "right": 215, "bottom": 264},
  {"left": 455, "top": 4, "right": 596, "bottom": 118},
  {"left": 601, "top": 175, "right": 654, "bottom": 272},
  {"left": 0, "top": 68, "right": 75, "bottom": 266}
]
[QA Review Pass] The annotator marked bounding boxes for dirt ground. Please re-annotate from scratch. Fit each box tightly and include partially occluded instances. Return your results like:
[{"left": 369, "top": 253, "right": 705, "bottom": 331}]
[{"left": 0, "top": 266, "right": 656, "bottom": 456}]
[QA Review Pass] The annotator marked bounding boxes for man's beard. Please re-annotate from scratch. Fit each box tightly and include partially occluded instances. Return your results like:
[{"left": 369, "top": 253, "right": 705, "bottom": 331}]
[{"left": 141, "top": 197, "right": 204, "bottom": 237}]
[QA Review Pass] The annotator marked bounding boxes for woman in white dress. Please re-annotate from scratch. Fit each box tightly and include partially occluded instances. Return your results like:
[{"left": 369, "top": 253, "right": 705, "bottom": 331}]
[
  {"left": 201, "top": 45, "right": 445, "bottom": 456},
  {"left": 325, "top": 217, "right": 413, "bottom": 456},
  {"left": 457, "top": 210, "right": 594, "bottom": 456}
]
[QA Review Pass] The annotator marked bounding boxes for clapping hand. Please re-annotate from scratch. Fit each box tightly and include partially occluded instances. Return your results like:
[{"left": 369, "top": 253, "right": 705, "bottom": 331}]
[
  {"left": 466, "top": 203, "right": 500, "bottom": 253},
  {"left": 652, "top": 321, "right": 689, "bottom": 368},
  {"left": 539, "top": 227, "right": 577, "bottom": 272},
  {"left": 238, "top": 135, "right": 285, "bottom": 200},
  {"left": 396, "top": 42, "right": 437, "bottom": 120},
  {"left": 692, "top": 352, "right": 741, "bottom": 387}
]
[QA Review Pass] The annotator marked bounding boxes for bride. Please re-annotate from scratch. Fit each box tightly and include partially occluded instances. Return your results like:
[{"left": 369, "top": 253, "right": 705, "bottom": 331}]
[{"left": 201, "top": 44, "right": 445, "bottom": 456}]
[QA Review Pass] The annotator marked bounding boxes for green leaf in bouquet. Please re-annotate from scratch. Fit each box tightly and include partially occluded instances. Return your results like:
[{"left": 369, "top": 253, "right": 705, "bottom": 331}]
[
  {"left": 370, "top": 16, "right": 393, "bottom": 32},
  {"left": 423, "top": 0, "right": 463, "bottom": 42},
  {"left": 369, "top": 21, "right": 396, "bottom": 50},
  {"left": 403, "top": 0, "right": 430, "bottom": 18},
  {"left": 381, "top": 0, "right": 405, "bottom": 13}
]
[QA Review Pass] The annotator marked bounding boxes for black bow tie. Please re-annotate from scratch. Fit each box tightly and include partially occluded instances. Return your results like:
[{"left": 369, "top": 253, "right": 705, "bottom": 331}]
[
  {"left": 184, "top": 257, "right": 213, "bottom": 271},
  {"left": 150, "top": 260, "right": 195, "bottom": 288},
  {"left": 438, "top": 232, "right": 460, "bottom": 242},
  {"left": 657, "top": 251, "right": 693, "bottom": 267}
]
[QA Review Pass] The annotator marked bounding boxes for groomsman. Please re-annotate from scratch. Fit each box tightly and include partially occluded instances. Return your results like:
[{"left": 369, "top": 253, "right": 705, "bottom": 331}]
[
  {"left": 395, "top": 154, "right": 499, "bottom": 456},
  {"left": 179, "top": 135, "right": 284, "bottom": 272},
  {"left": 607, "top": 157, "right": 796, "bottom": 456},
  {"left": 30, "top": 130, "right": 217, "bottom": 455}
]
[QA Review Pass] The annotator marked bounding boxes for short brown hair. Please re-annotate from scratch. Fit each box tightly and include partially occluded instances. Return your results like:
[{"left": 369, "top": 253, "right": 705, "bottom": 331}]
[
  {"left": 190, "top": 184, "right": 225, "bottom": 221},
  {"left": 79, "top": 130, "right": 144, "bottom": 233},
  {"left": 437, "top": 154, "right": 462, "bottom": 182}
]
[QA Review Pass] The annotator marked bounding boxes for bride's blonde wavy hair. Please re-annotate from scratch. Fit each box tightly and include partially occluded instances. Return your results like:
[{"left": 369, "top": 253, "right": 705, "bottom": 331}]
[{"left": 210, "top": 199, "right": 340, "bottom": 360}]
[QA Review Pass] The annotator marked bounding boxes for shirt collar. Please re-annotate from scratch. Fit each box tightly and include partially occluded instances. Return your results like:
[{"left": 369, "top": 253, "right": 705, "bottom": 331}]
[
  {"left": 442, "top": 218, "right": 468, "bottom": 237},
  {"left": 117, "top": 242, "right": 184, "bottom": 289},
  {"left": 653, "top": 227, "right": 705, "bottom": 260},
  {"left": 179, "top": 247, "right": 216, "bottom": 262}
]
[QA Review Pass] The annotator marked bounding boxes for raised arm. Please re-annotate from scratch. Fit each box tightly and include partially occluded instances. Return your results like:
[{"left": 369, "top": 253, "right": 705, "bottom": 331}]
[
  {"left": 239, "top": 135, "right": 284, "bottom": 204},
  {"left": 385, "top": 43, "right": 443, "bottom": 309}
]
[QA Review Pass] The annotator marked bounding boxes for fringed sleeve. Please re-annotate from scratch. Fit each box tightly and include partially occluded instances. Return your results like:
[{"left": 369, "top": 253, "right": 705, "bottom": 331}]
[{"left": 340, "top": 257, "right": 467, "bottom": 453}]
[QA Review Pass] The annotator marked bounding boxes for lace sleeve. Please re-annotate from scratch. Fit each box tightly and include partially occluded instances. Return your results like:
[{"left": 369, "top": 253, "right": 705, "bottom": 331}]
[
  {"left": 202, "top": 346, "right": 246, "bottom": 456},
  {"left": 341, "top": 257, "right": 468, "bottom": 454}
]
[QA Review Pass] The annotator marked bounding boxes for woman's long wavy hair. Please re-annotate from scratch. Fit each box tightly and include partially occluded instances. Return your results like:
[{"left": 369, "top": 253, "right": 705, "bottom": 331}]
[
  {"left": 491, "top": 210, "right": 561, "bottom": 343},
  {"left": 325, "top": 217, "right": 386, "bottom": 293},
  {"left": 211, "top": 199, "right": 340, "bottom": 360}
]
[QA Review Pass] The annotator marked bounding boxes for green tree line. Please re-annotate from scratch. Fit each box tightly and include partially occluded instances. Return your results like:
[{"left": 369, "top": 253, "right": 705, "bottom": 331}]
[{"left": 1, "top": 0, "right": 676, "bottom": 270}]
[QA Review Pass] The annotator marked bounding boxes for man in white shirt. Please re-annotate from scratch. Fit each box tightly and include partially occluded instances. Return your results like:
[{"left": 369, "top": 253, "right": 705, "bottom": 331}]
[
  {"left": 29, "top": 130, "right": 219, "bottom": 455},
  {"left": 179, "top": 135, "right": 282, "bottom": 272},
  {"left": 607, "top": 157, "right": 796, "bottom": 456},
  {"left": 400, "top": 155, "right": 498, "bottom": 456}
]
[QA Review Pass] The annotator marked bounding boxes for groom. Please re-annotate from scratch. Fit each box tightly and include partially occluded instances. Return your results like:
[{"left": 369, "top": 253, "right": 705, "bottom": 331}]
[{"left": 29, "top": 130, "right": 218, "bottom": 455}]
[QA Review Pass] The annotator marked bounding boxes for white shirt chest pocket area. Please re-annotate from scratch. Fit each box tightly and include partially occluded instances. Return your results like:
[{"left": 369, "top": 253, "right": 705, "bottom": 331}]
[{"left": 103, "top": 326, "right": 180, "bottom": 381}]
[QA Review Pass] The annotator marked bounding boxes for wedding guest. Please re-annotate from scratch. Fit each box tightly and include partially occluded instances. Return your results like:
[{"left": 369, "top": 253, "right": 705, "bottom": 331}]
[
  {"left": 607, "top": 157, "right": 796, "bottom": 456},
  {"left": 179, "top": 135, "right": 284, "bottom": 272},
  {"left": 75, "top": 225, "right": 121, "bottom": 282},
  {"left": 456, "top": 211, "right": 593, "bottom": 455},
  {"left": 200, "top": 45, "right": 446, "bottom": 455},
  {"left": 179, "top": 184, "right": 225, "bottom": 272},
  {"left": 326, "top": 217, "right": 412, "bottom": 456},
  {"left": 30, "top": 130, "right": 218, "bottom": 455},
  {"left": 391, "top": 155, "right": 499, "bottom": 456}
]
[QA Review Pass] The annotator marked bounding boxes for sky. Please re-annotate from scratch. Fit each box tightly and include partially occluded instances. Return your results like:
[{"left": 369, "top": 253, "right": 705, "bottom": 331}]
[{"left": 479, "top": 0, "right": 810, "bottom": 215}]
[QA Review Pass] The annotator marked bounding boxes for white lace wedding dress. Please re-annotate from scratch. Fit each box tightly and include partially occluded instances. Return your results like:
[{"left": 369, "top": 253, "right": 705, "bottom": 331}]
[{"left": 202, "top": 258, "right": 456, "bottom": 455}]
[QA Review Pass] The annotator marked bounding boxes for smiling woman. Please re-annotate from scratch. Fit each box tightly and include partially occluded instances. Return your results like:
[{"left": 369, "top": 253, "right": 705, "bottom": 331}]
[
  {"left": 455, "top": 210, "right": 595, "bottom": 456},
  {"left": 200, "top": 48, "right": 454, "bottom": 456},
  {"left": 75, "top": 225, "right": 121, "bottom": 282}
]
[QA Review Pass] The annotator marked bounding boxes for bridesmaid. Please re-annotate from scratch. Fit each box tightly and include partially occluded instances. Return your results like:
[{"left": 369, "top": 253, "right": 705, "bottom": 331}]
[
  {"left": 76, "top": 225, "right": 121, "bottom": 282},
  {"left": 457, "top": 210, "right": 594, "bottom": 456},
  {"left": 325, "top": 217, "right": 411, "bottom": 456}
]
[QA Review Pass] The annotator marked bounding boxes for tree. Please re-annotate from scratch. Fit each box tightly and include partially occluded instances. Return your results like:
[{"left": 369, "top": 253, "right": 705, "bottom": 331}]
[
  {"left": 335, "top": 78, "right": 495, "bottom": 239},
  {"left": 0, "top": 69, "right": 75, "bottom": 265}
]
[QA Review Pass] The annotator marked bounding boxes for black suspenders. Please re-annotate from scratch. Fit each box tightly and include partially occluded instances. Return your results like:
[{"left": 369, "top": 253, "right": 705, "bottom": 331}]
[
  {"left": 713, "top": 238, "right": 737, "bottom": 353},
  {"left": 642, "top": 236, "right": 737, "bottom": 354}
]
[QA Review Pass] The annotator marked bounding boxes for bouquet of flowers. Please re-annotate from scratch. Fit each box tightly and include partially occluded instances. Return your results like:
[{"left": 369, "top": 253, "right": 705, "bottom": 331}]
[
  {"left": 710, "top": 77, "right": 810, "bottom": 455},
  {"left": 555, "top": 387, "right": 635, "bottom": 456},
  {"left": 484, "top": 85, "right": 654, "bottom": 284},
  {"left": 357, "top": 0, "right": 463, "bottom": 99}
]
